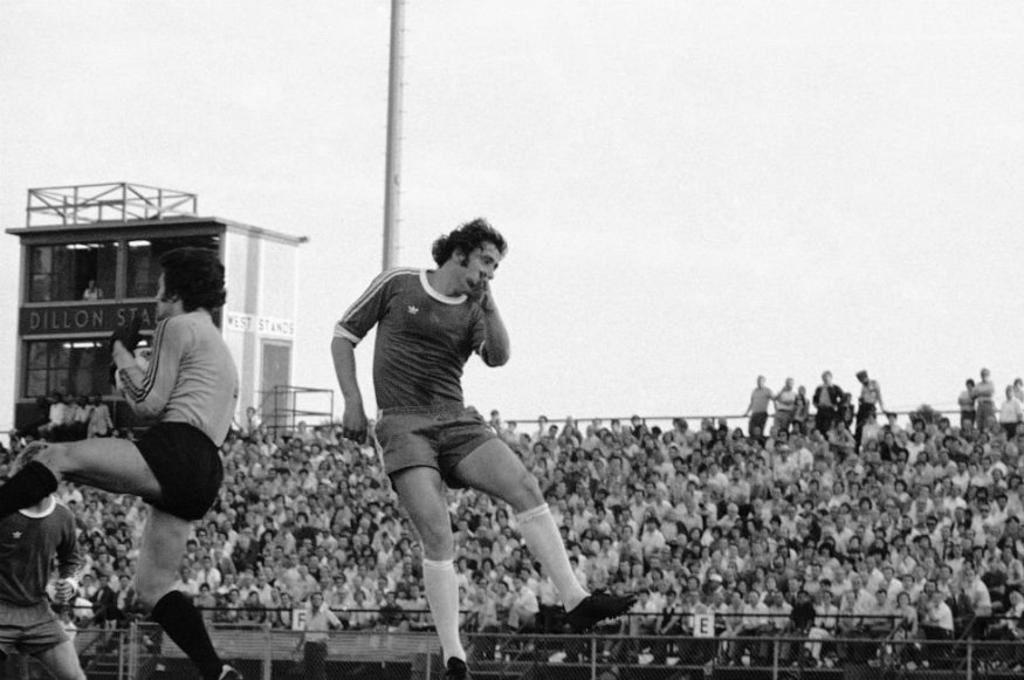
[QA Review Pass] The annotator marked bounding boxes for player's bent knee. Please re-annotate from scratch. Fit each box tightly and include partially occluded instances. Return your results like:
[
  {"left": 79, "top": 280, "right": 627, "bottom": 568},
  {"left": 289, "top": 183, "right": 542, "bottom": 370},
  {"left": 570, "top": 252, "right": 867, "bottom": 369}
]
[
  {"left": 134, "top": 578, "right": 176, "bottom": 612},
  {"left": 416, "top": 525, "right": 455, "bottom": 558},
  {"left": 506, "top": 470, "right": 544, "bottom": 510},
  {"left": 31, "top": 442, "right": 69, "bottom": 472}
]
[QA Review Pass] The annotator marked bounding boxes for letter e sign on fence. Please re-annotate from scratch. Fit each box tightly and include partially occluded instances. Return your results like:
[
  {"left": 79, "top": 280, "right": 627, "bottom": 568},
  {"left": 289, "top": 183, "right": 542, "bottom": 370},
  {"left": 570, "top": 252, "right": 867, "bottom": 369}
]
[{"left": 694, "top": 611, "right": 715, "bottom": 638}]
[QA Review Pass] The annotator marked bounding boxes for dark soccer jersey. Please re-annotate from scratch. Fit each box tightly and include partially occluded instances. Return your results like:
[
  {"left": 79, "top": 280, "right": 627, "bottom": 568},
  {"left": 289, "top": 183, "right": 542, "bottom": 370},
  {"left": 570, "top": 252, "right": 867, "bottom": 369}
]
[
  {"left": 0, "top": 497, "right": 80, "bottom": 606},
  {"left": 335, "top": 268, "right": 486, "bottom": 410}
]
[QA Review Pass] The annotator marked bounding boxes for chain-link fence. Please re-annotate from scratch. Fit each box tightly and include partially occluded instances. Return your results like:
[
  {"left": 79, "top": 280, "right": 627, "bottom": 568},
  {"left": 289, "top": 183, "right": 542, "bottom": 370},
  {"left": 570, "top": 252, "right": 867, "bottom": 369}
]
[{"left": 5, "top": 623, "right": 1024, "bottom": 680}]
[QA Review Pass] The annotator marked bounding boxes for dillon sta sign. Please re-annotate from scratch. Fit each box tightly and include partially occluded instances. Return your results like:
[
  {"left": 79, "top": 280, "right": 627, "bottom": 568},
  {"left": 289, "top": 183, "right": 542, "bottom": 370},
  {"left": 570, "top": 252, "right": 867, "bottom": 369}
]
[{"left": 20, "top": 303, "right": 158, "bottom": 336}]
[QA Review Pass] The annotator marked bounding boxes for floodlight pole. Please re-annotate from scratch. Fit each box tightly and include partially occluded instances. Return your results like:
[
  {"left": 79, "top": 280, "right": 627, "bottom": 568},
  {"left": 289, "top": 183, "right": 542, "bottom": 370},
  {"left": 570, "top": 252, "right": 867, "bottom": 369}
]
[{"left": 382, "top": 0, "right": 405, "bottom": 270}]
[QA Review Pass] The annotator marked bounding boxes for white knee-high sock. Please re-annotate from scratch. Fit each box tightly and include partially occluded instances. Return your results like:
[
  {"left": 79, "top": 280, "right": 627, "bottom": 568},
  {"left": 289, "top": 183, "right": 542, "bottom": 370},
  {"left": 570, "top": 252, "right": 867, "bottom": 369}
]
[
  {"left": 422, "top": 558, "right": 466, "bottom": 662},
  {"left": 516, "top": 503, "right": 589, "bottom": 610}
]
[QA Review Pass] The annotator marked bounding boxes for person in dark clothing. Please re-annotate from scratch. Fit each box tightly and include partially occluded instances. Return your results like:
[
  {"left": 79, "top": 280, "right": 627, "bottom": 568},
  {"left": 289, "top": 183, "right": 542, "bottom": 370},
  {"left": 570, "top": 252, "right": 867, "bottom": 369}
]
[
  {"left": 813, "top": 371, "right": 844, "bottom": 435},
  {"left": 782, "top": 589, "right": 817, "bottom": 664}
]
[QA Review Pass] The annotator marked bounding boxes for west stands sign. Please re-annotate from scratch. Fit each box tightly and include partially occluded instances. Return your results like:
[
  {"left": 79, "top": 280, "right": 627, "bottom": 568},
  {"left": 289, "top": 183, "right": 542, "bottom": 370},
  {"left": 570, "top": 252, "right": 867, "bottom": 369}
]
[{"left": 19, "top": 303, "right": 157, "bottom": 336}]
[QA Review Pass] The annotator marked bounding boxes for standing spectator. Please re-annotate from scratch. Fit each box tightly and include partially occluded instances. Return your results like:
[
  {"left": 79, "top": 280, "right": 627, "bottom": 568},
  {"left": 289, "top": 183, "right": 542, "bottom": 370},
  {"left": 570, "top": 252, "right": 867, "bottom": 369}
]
[
  {"left": 959, "top": 379, "right": 978, "bottom": 430},
  {"left": 91, "top": 573, "right": 118, "bottom": 627},
  {"left": 921, "top": 587, "right": 954, "bottom": 641},
  {"left": 86, "top": 395, "right": 113, "bottom": 438},
  {"left": 793, "top": 385, "right": 810, "bottom": 434},
  {"left": 115, "top": 573, "right": 142, "bottom": 623},
  {"left": 813, "top": 372, "right": 843, "bottom": 436},
  {"left": 974, "top": 369, "right": 997, "bottom": 433},
  {"left": 509, "top": 575, "right": 539, "bottom": 632},
  {"left": 732, "top": 589, "right": 770, "bottom": 665},
  {"left": 774, "top": 378, "right": 797, "bottom": 434},
  {"left": 241, "top": 407, "right": 261, "bottom": 440},
  {"left": 241, "top": 591, "right": 266, "bottom": 625},
  {"left": 959, "top": 562, "right": 992, "bottom": 637},
  {"left": 82, "top": 280, "right": 103, "bottom": 301},
  {"left": 38, "top": 392, "right": 69, "bottom": 441},
  {"left": 298, "top": 592, "right": 341, "bottom": 680},
  {"left": 378, "top": 590, "right": 406, "bottom": 631},
  {"left": 854, "top": 370, "right": 884, "bottom": 451},
  {"left": 998, "top": 386, "right": 1023, "bottom": 439},
  {"left": 744, "top": 376, "right": 774, "bottom": 439},
  {"left": 70, "top": 398, "right": 91, "bottom": 441}
]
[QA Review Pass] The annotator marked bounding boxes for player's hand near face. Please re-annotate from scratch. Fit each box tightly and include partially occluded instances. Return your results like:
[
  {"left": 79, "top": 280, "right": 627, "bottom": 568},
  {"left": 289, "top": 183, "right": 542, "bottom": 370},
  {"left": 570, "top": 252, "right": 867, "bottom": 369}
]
[{"left": 470, "top": 279, "right": 496, "bottom": 313}]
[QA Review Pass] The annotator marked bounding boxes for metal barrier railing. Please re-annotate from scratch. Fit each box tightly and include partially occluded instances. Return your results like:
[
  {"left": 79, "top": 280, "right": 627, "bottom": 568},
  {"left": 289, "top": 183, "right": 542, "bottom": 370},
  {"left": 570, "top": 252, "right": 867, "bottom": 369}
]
[{"left": 11, "top": 623, "right": 1024, "bottom": 680}]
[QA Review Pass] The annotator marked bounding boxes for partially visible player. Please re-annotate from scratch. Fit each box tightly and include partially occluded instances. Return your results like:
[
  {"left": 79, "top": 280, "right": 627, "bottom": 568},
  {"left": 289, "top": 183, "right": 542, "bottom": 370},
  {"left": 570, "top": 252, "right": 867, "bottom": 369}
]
[
  {"left": 0, "top": 247, "right": 242, "bottom": 680},
  {"left": 331, "top": 219, "right": 635, "bottom": 680},
  {"left": 0, "top": 473, "right": 85, "bottom": 680}
]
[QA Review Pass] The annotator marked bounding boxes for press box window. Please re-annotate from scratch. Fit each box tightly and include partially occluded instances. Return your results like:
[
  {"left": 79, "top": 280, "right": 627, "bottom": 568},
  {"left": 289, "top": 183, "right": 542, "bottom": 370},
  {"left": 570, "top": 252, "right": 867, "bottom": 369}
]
[
  {"left": 24, "top": 340, "right": 112, "bottom": 399},
  {"left": 28, "top": 243, "right": 118, "bottom": 302},
  {"left": 126, "top": 235, "right": 220, "bottom": 299}
]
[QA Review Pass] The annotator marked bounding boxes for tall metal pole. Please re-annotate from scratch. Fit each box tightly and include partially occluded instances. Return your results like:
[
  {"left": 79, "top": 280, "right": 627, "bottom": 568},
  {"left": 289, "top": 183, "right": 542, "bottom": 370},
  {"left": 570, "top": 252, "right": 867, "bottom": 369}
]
[{"left": 382, "top": 0, "right": 405, "bottom": 270}]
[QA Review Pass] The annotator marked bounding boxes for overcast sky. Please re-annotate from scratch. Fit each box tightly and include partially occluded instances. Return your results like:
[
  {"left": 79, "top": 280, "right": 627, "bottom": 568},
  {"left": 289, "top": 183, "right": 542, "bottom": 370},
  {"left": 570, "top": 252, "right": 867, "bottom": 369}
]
[{"left": 2, "top": 1, "right": 1024, "bottom": 432}]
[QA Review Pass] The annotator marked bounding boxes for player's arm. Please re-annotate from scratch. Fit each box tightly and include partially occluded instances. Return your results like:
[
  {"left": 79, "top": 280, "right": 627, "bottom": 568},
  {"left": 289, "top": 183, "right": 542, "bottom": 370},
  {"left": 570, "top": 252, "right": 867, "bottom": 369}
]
[
  {"left": 475, "top": 285, "right": 510, "bottom": 367},
  {"left": 332, "top": 270, "right": 395, "bottom": 442},
  {"left": 115, "top": 317, "right": 187, "bottom": 418},
  {"left": 331, "top": 336, "right": 368, "bottom": 442},
  {"left": 55, "top": 507, "right": 83, "bottom": 601}
]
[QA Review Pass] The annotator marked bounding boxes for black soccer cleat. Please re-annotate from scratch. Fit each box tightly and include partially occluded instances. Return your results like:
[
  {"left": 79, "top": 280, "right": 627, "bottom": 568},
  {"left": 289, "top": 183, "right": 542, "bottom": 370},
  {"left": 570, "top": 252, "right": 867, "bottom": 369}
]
[
  {"left": 445, "top": 657, "right": 471, "bottom": 679},
  {"left": 565, "top": 590, "right": 637, "bottom": 632},
  {"left": 218, "top": 665, "right": 243, "bottom": 680}
]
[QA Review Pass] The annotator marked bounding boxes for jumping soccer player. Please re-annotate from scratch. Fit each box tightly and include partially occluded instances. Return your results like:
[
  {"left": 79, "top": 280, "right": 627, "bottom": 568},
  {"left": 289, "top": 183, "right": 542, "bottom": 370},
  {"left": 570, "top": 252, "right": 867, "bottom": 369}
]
[
  {"left": 0, "top": 247, "right": 242, "bottom": 680},
  {"left": 331, "top": 219, "right": 635, "bottom": 680},
  {"left": 0, "top": 486, "right": 85, "bottom": 680}
]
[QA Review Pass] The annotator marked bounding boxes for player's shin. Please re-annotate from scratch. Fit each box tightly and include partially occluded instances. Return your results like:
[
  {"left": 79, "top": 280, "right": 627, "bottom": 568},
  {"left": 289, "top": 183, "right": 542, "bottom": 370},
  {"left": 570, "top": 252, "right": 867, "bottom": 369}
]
[
  {"left": 150, "top": 590, "right": 225, "bottom": 680},
  {"left": 515, "top": 503, "right": 588, "bottom": 610}
]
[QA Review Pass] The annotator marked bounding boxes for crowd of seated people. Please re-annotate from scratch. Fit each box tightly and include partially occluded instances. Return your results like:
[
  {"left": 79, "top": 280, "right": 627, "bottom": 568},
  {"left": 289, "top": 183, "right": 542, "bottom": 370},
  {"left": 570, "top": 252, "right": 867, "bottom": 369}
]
[
  {"left": 2, "top": 368, "right": 1024, "bottom": 671},
  {"left": 19, "top": 390, "right": 115, "bottom": 442}
]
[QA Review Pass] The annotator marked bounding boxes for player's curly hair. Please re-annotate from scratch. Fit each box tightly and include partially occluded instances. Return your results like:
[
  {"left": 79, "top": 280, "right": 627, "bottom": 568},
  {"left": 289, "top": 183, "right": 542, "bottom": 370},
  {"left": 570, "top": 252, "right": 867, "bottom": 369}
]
[
  {"left": 159, "top": 247, "right": 227, "bottom": 311},
  {"left": 431, "top": 218, "right": 507, "bottom": 266}
]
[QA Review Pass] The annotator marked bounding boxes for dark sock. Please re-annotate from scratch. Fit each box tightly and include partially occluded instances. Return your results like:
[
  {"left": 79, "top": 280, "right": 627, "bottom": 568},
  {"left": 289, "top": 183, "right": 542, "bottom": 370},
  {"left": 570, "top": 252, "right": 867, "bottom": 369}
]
[
  {"left": 0, "top": 461, "right": 58, "bottom": 518},
  {"left": 151, "top": 591, "right": 223, "bottom": 680}
]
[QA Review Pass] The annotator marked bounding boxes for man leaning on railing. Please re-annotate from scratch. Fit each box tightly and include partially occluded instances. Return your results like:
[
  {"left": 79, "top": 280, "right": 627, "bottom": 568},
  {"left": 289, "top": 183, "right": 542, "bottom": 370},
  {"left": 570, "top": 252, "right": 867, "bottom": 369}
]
[{"left": 296, "top": 592, "right": 341, "bottom": 680}]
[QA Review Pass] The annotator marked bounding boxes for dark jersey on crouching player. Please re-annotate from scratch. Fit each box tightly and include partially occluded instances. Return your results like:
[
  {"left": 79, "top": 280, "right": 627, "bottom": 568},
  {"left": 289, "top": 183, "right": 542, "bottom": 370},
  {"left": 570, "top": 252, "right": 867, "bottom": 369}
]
[{"left": 0, "top": 494, "right": 86, "bottom": 680}]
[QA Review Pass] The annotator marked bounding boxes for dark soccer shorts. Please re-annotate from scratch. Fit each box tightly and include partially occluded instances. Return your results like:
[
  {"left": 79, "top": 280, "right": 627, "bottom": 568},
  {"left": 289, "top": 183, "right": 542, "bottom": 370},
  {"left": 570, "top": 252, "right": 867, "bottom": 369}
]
[
  {"left": 0, "top": 601, "right": 68, "bottom": 656},
  {"left": 136, "top": 422, "right": 224, "bottom": 521},
  {"left": 375, "top": 405, "right": 498, "bottom": 488}
]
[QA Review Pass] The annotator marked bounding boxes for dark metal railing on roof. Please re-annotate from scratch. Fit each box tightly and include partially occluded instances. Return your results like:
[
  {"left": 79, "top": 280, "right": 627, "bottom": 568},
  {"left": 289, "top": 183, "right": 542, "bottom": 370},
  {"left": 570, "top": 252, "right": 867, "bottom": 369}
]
[{"left": 26, "top": 182, "right": 198, "bottom": 227}]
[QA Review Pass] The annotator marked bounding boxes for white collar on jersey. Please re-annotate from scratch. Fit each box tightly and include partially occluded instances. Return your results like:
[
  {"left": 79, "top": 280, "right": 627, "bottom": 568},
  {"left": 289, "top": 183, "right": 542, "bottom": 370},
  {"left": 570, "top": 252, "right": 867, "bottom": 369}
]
[
  {"left": 19, "top": 494, "right": 57, "bottom": 519},
  {"left": 420, "top": 269, "right": 467, "bottom": 305}
]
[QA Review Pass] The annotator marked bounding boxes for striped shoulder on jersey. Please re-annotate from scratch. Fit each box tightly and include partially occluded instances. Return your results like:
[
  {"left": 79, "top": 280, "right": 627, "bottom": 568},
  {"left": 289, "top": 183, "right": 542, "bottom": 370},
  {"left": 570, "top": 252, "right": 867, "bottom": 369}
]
[
  {"left": 120, "top": 316, "right": 172, "bottom": 403},
  {"left": 339, "top": 267, "right": 419, "bottom": 321}
]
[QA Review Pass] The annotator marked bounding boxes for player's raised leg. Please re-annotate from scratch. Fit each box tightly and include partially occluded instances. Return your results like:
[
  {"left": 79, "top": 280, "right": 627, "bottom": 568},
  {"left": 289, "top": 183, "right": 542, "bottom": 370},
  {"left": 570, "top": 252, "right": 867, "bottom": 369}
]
[
  {"left": 137, "top": 506, "right": 241, "bottom": 680},
  {"left": 391, "top": 466, "right": 469, "bottom": 677},
  {"left": 452, "top": 439, "right": 636, "bottom": 630},
  {"left": 0, "top": 438, "right": 161, "bottom": 518}
]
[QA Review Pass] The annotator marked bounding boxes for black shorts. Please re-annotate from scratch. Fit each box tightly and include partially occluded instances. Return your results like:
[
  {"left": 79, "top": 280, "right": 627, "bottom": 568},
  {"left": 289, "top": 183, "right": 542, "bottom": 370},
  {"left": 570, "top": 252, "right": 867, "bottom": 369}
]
[{"left": 136, "top": 422, "right": 224, "bottom": 521}]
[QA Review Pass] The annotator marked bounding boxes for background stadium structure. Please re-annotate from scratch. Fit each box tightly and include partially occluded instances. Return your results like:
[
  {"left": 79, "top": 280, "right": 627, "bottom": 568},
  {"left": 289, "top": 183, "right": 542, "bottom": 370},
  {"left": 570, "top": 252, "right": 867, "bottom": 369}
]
[{"left": 5, "top": 182, "right": 307, "bottom": 433}]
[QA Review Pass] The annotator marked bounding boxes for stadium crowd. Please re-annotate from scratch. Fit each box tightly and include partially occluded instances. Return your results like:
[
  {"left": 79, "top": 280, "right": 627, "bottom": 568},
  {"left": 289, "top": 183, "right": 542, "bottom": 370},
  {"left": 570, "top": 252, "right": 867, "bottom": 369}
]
[{"left": 4, "top": 367, "right": 1024, "bottom": 670}]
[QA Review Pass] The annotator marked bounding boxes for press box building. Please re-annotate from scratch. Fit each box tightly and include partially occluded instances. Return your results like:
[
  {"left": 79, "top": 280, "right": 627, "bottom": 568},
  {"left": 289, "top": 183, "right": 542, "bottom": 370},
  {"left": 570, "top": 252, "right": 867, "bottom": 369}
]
[{"left": 5, "top": 183, "right": 306, "bottom": 431}]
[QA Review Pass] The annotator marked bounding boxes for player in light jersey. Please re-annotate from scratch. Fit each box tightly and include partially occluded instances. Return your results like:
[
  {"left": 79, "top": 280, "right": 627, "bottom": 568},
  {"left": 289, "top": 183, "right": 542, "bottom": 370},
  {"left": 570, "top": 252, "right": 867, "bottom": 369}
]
[
  {"left": 0, "top": 247, "right": 242, "bottom": 680},
  {"left": 0, "top": 482, "right": 85, "bottom": 680},
  {"left": 332, "top": 219, "right": 635, "bottom": 680}
]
